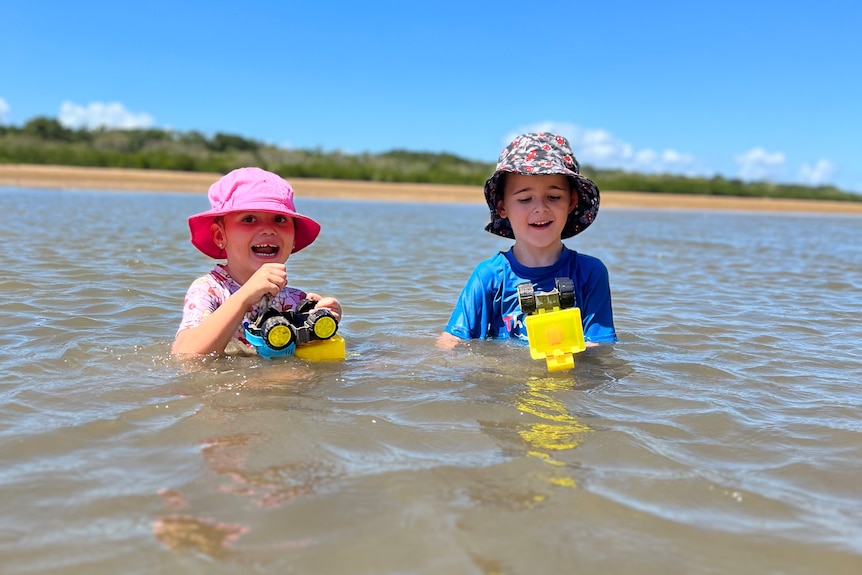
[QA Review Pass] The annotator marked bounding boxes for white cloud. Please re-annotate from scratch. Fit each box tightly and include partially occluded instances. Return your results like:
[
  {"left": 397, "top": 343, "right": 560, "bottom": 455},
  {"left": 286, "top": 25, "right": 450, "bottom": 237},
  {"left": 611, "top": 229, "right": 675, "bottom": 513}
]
[
  {"left": 500, "top": 122, "right": 851, "bottom": 189},
  {"left": 733, "top": 147, "right": 786, "bottom": 181},
  {"left": 505, "top": 122, "right": 699, "bottom": 175},
  {"left": 797, "top": 159, "right": 834, "bottom": 186},
  {"left": 0, "top": 97, "right": 9, "bottom": 124},
  {"left": 58, "top": 101, "right": 155, "bottom": 130}
]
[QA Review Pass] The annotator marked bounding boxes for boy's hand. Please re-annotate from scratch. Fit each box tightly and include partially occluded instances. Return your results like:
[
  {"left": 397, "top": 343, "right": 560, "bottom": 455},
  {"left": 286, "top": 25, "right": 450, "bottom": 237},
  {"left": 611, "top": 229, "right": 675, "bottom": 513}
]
[
  {"left": 436, "top": 332, "right": 462, "bottom": 349},
  {"left": 306, "top": 293, "right": 342, "bottom": 321}
]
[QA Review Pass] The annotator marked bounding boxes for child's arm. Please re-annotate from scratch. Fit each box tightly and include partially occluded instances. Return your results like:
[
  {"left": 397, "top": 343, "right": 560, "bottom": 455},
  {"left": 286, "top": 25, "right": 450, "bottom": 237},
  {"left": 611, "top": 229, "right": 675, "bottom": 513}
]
[
  {"left": 436, "top": 331, "right": 463, "bottom": 349},
  {"left": 172, "top": 263, "right": 287, "bottom": 355},
  {"left": 437, "top": 264, "right": 496, "bottom": 347},
  {"left": 579, "top": 259, "right": 617, "bottom": 345}
]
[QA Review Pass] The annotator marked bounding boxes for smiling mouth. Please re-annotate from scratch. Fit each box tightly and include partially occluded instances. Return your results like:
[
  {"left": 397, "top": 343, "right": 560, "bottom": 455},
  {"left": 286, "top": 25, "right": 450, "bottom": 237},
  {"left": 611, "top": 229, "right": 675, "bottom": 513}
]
[
  {"left": 251, "top": 244, "right": 280, "bottom": 256},
  {"left": 530, "top": 220, "right": 553, "bottom": 229}
]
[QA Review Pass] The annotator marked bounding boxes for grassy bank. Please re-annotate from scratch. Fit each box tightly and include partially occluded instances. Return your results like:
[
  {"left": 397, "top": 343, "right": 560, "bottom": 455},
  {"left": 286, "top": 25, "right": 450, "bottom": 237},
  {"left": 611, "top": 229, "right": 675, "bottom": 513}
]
[
  {"left": 4, "top": 164, "right": 862, "bottom": 215},
  {"left": 2, "top": 118, "right": 859, "bottom": 203}
]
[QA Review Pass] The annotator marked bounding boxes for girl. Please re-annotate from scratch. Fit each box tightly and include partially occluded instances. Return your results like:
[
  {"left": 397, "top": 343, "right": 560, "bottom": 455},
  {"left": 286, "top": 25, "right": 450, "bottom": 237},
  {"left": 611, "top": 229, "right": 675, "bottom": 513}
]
[{"left": 172, "top": 167, "right": 341, "bottom": 356}]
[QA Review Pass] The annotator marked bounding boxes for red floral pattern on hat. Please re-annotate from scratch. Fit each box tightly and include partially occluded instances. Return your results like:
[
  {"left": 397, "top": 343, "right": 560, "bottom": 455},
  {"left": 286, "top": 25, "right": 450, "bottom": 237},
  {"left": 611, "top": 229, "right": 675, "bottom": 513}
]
[{"left": 483, "top": 132, "right": 600, "bottom": 239}]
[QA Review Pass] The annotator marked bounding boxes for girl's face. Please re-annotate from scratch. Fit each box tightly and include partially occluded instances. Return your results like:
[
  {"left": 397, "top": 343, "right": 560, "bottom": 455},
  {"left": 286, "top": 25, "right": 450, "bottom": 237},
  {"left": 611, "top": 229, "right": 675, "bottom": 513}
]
[
  {"left": 211, "top": 211, "right": 296, "bottom": 280},
  {"left": 497, "top": 173, "right": 576, "bottom": 252}
]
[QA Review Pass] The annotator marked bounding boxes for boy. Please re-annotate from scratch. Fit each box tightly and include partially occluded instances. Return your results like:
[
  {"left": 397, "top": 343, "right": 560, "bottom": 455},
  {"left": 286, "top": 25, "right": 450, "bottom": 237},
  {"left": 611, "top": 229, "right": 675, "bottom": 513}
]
[{"left": 440, "top": 132, "right": 616, "bottom": 347}]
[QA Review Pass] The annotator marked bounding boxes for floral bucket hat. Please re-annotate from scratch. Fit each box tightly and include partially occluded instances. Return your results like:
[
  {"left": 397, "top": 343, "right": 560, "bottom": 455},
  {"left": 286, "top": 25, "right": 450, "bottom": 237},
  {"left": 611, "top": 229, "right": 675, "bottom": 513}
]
[{"left": 484, "top": 132, "right": 600, "bottom": 239}]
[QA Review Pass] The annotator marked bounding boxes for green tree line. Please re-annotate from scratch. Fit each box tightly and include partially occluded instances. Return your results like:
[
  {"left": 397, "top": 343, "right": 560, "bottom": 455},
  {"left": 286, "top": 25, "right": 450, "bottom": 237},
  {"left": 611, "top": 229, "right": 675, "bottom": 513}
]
[{"left": 1, "top": 116, "right": 858, "bottom": 202}]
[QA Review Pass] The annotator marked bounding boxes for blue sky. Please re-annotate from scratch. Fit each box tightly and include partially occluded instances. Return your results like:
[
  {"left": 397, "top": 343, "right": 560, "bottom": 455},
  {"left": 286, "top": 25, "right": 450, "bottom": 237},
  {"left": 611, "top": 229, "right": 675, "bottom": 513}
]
[{"left": 3, "top": 1, "right": 860, "bottom": 192}]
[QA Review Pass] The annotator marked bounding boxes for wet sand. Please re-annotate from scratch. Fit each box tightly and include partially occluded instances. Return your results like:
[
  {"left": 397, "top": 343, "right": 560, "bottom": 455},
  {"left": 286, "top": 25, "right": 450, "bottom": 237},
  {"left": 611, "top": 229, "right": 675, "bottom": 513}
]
[{"left": 2, "top": 163, "right": 860, "bottom": 214}]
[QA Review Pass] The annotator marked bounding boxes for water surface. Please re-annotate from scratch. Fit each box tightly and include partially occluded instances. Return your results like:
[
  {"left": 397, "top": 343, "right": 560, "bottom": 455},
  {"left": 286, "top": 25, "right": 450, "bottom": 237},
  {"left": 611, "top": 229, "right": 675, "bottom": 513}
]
[{"left": 1, "top": 188, "right": 860, "bottom": 574}]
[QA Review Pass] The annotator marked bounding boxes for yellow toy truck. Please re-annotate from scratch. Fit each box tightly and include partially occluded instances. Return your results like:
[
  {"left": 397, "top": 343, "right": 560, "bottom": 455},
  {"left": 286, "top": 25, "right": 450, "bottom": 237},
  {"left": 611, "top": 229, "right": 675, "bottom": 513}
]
[{"left": 517, "top": 278, "right": 586, "bottom": 372}]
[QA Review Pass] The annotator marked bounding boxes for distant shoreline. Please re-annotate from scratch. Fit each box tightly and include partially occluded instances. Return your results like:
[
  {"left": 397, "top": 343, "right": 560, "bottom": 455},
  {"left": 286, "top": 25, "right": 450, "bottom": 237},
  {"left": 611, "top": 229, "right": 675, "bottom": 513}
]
[{"left": 2, "top": 163, "right": 861, "bottom": 215}]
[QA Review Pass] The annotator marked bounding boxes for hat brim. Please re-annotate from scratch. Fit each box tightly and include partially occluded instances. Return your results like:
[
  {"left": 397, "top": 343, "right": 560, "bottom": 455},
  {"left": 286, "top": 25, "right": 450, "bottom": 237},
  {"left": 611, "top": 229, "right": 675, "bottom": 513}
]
[
  {"left": 188, "top": 205, "right": 321, "bottom": 259},
  {"left": 483, "top": 171, "right": 600, "bottom": 240}
]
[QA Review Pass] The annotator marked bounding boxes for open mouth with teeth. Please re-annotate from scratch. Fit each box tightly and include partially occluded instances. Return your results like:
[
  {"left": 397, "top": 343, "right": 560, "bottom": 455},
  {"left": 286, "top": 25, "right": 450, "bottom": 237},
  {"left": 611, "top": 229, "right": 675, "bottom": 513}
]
[
  {"left": 251, "top": 243, "right": 280, "bottom": 257},
  {"left": 530, "top": 220, "right": 553, "bottom": 230}
]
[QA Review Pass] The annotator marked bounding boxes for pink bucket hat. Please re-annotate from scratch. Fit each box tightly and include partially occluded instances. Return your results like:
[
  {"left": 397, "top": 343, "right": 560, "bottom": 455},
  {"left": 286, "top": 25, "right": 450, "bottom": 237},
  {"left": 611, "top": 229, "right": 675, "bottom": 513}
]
[{"left": 188, "top": 167, "right": 321, "bottom": 259}]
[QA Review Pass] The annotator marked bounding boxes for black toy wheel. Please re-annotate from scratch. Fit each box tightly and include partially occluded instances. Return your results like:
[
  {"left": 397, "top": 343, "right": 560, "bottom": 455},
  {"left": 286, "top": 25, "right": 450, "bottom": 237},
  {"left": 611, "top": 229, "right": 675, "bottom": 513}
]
[
  {"left": 555, "top": 277, "right": 575, "bottom": 309},
  {"left": 261, "top": 315, "right": 295, "bottom": 349},
  {"left": 517, "top": 282, "right": 536, "bottom": 314}
]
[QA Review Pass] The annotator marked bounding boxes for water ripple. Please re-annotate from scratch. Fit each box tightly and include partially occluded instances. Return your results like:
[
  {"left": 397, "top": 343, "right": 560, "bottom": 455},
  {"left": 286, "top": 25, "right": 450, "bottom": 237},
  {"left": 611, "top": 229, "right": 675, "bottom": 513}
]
[{"left": 1, "top": 191, "right": 861, "bottom": 572}]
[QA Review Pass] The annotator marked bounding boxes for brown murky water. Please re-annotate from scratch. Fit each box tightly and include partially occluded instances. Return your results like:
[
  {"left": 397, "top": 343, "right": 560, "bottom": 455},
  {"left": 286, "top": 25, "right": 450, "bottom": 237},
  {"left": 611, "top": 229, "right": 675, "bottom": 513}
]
[{"left": 1, "top": 188, "right": 860, "bottom": 574}]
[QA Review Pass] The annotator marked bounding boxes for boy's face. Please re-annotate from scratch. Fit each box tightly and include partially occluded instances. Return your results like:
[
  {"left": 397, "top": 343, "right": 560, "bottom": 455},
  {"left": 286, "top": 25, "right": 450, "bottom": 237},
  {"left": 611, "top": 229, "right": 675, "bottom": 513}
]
[
  {"left": 211, "top": 211, "right": 296, "bottom": 281},
  {"left": 497, "top": 173, "right": 577, "bottom": 249}
]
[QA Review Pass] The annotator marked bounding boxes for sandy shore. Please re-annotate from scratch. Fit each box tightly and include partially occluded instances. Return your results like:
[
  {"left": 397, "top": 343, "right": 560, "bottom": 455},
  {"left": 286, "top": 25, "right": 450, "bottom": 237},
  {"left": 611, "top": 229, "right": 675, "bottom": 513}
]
[{"left": 2, "top": 163, "right": 860, "bottom": 214}]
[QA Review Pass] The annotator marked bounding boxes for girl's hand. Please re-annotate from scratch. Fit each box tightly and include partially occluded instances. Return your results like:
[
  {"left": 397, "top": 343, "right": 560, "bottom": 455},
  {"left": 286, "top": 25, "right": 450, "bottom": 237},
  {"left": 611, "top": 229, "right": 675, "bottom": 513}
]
[
  {"left": 238, "top": 263, "right": 287, "bottom": 306},
  {"left": 306, "top": 292, "right": 342, "bottom": 321}
]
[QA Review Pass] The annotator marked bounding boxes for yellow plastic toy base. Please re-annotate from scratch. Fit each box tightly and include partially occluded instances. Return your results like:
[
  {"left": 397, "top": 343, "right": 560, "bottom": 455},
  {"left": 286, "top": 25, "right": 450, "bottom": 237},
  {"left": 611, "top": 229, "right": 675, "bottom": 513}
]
[
  {"left": 294, "top": 335, "right": 346, "bottom": 361},
  {"left": 524, "top": 307, "right": 586, "bottom": 372}
]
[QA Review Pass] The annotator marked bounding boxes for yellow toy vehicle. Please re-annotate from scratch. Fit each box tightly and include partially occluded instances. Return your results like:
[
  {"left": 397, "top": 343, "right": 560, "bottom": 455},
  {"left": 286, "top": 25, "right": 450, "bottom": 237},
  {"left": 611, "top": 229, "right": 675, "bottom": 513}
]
[
  {"left": 517, "top": 278, "right": 585, "bottom": 372},
  {"left": 244, "top": 298, "right": 345, "bottom": 361}
]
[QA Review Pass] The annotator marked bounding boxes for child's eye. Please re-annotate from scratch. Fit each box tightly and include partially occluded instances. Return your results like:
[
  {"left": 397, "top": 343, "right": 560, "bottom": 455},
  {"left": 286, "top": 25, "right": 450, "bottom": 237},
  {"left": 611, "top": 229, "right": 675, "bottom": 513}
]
[
  {"left": 548, "top": 195, "right": 562, "bottom": 201},
  {"left": 274, "top": 215, "right": 289, "bottom": 224},
  {"left": 241, "top": 215, "right": 256, "bottom": 223},
  {"left": 518, "top": 197, "right": 532, "bottom": 204}
]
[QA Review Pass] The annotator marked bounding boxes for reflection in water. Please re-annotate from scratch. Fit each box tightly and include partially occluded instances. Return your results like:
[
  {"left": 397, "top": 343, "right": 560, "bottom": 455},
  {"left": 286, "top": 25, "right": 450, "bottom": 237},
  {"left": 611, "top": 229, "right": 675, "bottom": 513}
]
[
  {"left": 201, "top": 433, "right": 335, "bottom": 508},
  {"left": 154, "top": 428, "right": 334, "bottom": 558},
  {"left": 153, "top": 514, "right": 248, "bottom": 560},
  {"left": 154, "top": 484, "right": 247, "bottom": 559},
  {"left": 3, "top": 192, "right": 861, "bottom": 573},
  {"left": 516, "top": 376, "right": 591, "bottom": 490},
  {"left": 152, "top": 355, "right": 347, "bottom": 559}
]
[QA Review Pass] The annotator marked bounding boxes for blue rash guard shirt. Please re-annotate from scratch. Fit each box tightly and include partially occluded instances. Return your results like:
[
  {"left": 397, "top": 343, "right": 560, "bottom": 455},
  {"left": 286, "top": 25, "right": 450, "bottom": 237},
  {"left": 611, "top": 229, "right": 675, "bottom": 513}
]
[{"left": 445, "top": 247, "right": 617, "bottom": 343}]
